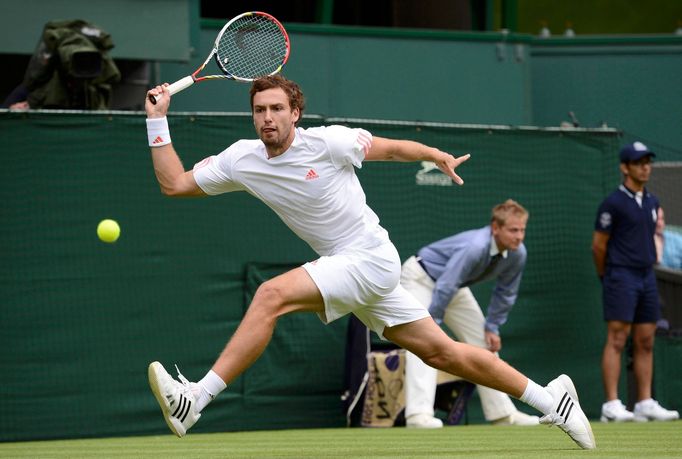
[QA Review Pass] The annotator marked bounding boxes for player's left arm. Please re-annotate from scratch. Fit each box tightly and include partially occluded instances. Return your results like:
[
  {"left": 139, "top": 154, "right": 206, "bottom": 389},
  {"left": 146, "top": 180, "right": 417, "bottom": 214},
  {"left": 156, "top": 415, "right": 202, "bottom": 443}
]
[{"left": 366, "top": 136, "right": 470, "bottom": 185}]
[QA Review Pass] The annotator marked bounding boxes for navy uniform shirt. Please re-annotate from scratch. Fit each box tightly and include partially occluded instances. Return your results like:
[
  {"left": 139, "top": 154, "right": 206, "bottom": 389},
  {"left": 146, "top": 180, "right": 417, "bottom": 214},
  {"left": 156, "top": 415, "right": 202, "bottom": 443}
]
[
  {"left": 595, "top": 184, "right": 659, "bottom": 268},
  {"left": 416, "top": 226, "right": 526, "bottom": 334}
]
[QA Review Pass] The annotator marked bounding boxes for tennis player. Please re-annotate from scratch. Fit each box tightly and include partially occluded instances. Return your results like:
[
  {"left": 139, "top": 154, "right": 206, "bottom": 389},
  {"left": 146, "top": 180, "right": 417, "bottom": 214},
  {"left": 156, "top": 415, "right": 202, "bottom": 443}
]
[{"left": 144, "top": 75, "right": 595, "bottom": 449}]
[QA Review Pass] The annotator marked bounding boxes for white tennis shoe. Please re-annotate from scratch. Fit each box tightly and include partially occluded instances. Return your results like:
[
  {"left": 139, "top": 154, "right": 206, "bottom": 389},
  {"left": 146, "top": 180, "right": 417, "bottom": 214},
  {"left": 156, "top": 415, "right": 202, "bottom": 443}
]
[
  {"left": 540, "top": 374, "right": 596, "bottom": 450},
  {"left": 600, "top": 399, "right": 634, "bottom": 422},
  {"left": 633, "top": 399, "right": 680, "bottom": 422},
  {"left": 148, "top": 361, "right": 201, "bottom": 437}
]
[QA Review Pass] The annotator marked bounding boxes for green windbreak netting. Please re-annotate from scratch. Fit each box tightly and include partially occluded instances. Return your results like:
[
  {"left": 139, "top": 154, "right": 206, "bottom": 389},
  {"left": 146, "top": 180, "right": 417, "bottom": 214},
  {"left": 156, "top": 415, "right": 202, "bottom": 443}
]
[{"left": 1, "top": 110, "right": 677, "bottom": 441}]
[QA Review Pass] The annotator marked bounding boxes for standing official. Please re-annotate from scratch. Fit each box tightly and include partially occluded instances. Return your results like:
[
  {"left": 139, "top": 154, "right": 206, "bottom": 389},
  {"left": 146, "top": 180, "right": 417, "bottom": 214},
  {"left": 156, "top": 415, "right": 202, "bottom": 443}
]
[{"left": 593, "top": 142, "right": 679, "bottom": 422}]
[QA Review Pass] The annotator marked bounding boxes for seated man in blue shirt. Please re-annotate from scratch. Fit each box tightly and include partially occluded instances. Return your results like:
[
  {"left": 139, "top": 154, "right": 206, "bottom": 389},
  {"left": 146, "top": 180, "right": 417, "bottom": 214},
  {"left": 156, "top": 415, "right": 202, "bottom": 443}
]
[{"left": 402, "top": 199, "right": 539, "bottom": 427}]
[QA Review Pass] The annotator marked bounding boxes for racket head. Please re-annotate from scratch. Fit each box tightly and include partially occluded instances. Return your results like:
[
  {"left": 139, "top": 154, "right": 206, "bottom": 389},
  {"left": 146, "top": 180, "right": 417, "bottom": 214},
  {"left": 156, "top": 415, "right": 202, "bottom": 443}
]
[{"left": 213, "top": 11, "right": 290, "bottom": 82}]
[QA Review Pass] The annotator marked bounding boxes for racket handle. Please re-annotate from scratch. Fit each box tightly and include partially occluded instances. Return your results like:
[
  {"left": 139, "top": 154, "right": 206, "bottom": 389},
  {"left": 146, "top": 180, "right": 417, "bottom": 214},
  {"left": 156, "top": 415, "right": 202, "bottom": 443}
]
[{"left": 148, "top": 76, "right": 195, "bottom": 104}]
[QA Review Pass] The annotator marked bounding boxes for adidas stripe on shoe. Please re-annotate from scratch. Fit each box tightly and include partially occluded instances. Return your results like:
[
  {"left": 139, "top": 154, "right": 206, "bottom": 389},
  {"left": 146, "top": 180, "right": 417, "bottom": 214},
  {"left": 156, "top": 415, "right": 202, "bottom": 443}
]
[
  {"left": 540, "top": 374, "right": 596, "bottom": 450},
  {"left": 148, "top": 361, "right": 201, "bottom": 437}
]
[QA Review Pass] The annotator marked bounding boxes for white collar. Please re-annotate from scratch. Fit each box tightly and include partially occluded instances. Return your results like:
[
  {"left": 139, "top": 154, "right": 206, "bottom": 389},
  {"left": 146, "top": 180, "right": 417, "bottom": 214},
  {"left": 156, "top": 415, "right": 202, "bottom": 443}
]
[
  {"left": 619, "top": 184, "right": 645, "bottom": 199},
  {"left": 490, "top": 234, "right": 508, "bottom": 259}
]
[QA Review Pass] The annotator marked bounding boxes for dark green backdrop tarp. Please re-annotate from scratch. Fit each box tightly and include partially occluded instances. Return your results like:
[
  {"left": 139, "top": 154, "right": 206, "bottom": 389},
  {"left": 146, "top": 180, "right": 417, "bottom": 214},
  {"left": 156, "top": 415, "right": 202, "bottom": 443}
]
[{"left": 1, "top": 111, "right": 679, "bottom": 441}]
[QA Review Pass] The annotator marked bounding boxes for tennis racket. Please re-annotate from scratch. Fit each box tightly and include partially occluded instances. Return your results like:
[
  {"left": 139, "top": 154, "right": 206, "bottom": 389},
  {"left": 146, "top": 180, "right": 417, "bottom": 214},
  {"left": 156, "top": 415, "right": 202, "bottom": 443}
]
[{"left": 149, "top": 11, "right": 290, "bottom": 104}]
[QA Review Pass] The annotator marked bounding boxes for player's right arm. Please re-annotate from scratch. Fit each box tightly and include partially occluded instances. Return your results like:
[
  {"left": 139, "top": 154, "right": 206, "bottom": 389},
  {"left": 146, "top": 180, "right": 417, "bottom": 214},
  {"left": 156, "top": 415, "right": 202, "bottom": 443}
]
[
  {"left": 150, "top": 144, "right": 205, "bottom": 196},
  {"left": 145, "top": 85, "right": 206, "bottom": 197},
  {"left": 592, "top": 231, "right": 610, "bottom": 278}
]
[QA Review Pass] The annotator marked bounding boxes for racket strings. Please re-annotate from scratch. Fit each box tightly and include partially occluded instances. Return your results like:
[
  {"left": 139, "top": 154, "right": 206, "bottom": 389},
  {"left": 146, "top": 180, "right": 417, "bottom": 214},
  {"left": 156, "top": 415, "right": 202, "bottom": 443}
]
[{"left": 217, "top": 15, "right": 288, "bottom": 79}]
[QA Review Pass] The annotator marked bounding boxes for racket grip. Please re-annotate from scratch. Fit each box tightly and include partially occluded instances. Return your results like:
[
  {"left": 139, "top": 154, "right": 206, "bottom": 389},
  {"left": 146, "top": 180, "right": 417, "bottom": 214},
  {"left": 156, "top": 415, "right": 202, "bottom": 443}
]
[{"left": 148, "top": 76, "right": 195, "bottom": 104}]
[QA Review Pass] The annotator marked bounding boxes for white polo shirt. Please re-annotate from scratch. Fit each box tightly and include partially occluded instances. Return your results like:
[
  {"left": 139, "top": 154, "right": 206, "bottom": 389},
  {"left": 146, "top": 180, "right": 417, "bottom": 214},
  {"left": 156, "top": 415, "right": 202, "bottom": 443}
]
[{"left": 193, "top": 125, "right": 390, "bottom": 256}]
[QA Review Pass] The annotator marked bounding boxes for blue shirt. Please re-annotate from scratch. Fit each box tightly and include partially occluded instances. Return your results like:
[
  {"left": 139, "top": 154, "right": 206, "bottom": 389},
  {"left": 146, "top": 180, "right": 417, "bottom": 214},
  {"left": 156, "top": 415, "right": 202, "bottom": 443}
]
[
  {"left": 416, "top": 226, "right": 527, "bottom": 334},
  {"left": 595, "top": 184, "right": 659, "bottom": 268}
]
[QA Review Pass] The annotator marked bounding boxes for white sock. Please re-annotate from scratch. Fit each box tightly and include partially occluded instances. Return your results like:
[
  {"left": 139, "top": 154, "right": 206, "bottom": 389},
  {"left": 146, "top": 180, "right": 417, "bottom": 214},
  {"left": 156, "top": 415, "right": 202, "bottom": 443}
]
[
  {"left": 193, "top": 370, "right": 227, "bottom": 412},
  {"left": 519, "top": 379, "right": 553, "bottom": 415}
]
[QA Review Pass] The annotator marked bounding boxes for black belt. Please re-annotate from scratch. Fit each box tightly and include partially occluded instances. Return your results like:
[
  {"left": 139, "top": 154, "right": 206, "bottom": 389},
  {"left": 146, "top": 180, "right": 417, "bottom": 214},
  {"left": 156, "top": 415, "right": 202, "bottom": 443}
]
[{"left": 415, "top": 256, "right": 436, "bottom": 281}]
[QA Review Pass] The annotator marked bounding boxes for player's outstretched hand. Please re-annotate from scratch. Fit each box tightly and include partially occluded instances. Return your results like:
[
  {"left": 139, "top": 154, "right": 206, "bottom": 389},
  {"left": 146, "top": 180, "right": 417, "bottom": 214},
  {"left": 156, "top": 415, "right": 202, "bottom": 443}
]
[
  {"left": 145, "top": 84, "right": 171, "bottom": 118},
  {"left": 436, "top": 151, "right": 470, "bottom": 185}
]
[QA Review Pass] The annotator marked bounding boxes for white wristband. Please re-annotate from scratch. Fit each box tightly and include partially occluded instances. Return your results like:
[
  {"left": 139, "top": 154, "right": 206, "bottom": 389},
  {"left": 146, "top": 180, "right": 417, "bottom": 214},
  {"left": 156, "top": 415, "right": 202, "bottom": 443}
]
[{"left": 147, "top": 116, "right": 171, "bottom": 147}]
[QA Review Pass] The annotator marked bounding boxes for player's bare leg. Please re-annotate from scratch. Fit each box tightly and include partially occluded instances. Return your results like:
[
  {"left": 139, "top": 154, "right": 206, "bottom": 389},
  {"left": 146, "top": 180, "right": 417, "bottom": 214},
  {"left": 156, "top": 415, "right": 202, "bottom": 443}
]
[
  {"left": 385, "top": 319, "right": 596, "bottom": 449},
  {"left": 211, "top": 267, "right": 325, "bottom": 384},
  {"left": 384, "top": 318, "right": 527, "bottom": 396},
  {"left": 148, "top": 267, "right": 324, "bottom": 437}
]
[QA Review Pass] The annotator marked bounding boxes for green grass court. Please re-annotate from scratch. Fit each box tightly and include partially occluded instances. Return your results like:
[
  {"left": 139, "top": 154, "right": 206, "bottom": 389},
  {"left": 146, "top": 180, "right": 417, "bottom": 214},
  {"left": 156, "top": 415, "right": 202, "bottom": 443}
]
[{"left": 1, "top": 422, "right": 680, "bottom": 458}]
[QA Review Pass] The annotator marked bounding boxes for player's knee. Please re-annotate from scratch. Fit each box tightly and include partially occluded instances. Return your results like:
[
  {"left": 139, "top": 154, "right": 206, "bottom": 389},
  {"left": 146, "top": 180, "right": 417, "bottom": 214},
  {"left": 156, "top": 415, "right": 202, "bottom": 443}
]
[{"left": 251, "top": 281, "right": 286, "bottom": 316}]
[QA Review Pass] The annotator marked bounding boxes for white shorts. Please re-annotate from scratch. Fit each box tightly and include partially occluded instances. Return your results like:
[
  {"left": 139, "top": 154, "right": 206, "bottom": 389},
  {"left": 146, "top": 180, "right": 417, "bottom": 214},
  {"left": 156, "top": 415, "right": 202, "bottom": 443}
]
[{"left": 303, "top": 242, "right": 430, "bottom": 339}]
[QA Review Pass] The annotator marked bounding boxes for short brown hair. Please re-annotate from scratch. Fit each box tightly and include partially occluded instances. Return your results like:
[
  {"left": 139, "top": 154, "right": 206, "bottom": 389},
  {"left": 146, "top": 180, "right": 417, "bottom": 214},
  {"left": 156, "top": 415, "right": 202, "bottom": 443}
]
[
  {"left": 249, "top": 75, "right": 306, "bottom": 125},
  {"left": 491, "top": 199, "right": 528, "bottom": 226}
]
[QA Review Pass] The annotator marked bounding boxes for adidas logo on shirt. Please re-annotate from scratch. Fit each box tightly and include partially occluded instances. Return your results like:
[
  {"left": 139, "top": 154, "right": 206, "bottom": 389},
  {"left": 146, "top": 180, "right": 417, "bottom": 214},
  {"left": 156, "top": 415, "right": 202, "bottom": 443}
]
[{"left": 305, "top": 169, "right": 319, "bottom": 180}]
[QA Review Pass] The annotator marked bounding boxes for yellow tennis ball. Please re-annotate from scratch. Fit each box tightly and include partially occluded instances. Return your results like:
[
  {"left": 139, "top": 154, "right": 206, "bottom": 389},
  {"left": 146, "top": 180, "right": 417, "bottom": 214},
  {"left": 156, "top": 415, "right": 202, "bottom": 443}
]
[{"left": 97, "top": 219, "right": 120, "bottom": 243}]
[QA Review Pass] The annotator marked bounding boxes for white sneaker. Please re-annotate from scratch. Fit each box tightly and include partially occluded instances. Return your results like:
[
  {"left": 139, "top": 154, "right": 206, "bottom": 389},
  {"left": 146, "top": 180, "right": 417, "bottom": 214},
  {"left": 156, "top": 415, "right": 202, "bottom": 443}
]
[
  {"left": 148, "top": 361, "right": 201, "bottom": 437},
  {"left": 633, "top": 399, "right": 680, "bottom": 422},
  {"left": 600, "top": 399, "right": 634, "bottom": 422},
  {"left": 406, "top": 414, "right": 444, "bottom": 428},
  {"left": 493, "top": 410, "right": 540, "bottom": 426},
  {"left": 540, "top": 375, "right": 596, "bottom": 450}
]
